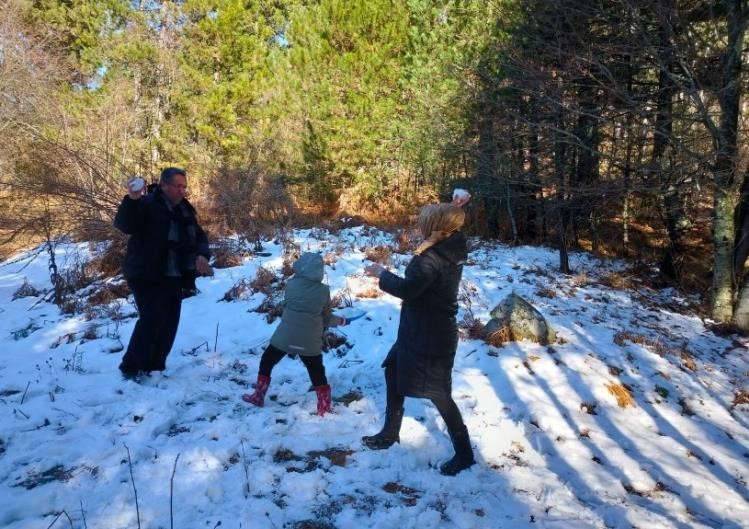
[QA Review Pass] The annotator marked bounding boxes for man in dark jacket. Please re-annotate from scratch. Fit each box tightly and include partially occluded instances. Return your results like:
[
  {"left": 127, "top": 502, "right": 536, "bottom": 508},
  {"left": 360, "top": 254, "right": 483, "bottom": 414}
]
[
  {"left": 362, "top": 203, "right": 475, "bottom": 476},
  {"left": 114, "top": 167, "right": 211, "bottom": 379}
]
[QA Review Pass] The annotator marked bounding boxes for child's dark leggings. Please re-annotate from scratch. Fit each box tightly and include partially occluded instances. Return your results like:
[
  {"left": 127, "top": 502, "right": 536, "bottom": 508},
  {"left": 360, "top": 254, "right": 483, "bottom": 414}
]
[{"left": 258, "top": 344, "right": 328, "bottom": 386}]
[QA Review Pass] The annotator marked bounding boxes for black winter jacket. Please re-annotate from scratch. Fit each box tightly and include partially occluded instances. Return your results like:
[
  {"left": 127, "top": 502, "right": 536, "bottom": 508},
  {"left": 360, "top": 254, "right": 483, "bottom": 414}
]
[
  {"left": 114, "top": 189, "right": 210, "bottom": 282},
  {"left": 379, "top": 231, "right": 467, "bottom": 399}
]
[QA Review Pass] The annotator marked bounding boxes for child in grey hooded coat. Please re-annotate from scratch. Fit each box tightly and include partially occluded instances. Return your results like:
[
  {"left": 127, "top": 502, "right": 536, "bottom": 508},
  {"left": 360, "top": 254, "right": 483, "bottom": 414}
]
[{"left": 242, "top": 252, "right": 345, "bottom": 415}]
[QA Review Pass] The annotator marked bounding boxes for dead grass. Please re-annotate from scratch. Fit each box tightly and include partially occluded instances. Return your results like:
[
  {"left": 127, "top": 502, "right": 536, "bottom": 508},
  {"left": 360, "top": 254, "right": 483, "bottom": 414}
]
[
  {"left": 605, "top": 381, "right": 636, "bottom": 408},
  {"left": 12, "top": 279, "right": 40, "bottom": 300},
  {"left": 614, "top": 331, "right": 699, "bottom": 371},
  {"left": 485, "top": 327, "right": 511, "bottom": 347},
  {"left": 323, "top": 252, "right": 338, "bottom": 266},
  {"left": 222, "top": 278, "right": 253, "bottom": 302},
  {"left": 364, "top": 245, "right": 392, "bottom": 265},
  {"left": 733, "top": 389, "right": 749, "bottom": 407},
  {"left": 614, "top": 331, "right": 670, "bottom": 355},
  {"left": 87, "top": 282, "right": 130, "bottom": 305},
  {"left": 458, "top": 314, "right": 485, "bottom": 340},
  {"left": 86, "top": 239, "right": 126, "bottom": 278},
  {"left": 250, "top": 266, "right": 279, "bottom": 295},
  {"left": 256, "top": 293, "right": 284, "bottom": 323},
  {"left": 354, "top": 287, "right": 381, "bottom": 299},
  {"left": 598, "top": 271, "right": 636, "bottom": 290},
  {"left": 536, "top": 287, "right": 557, "bottom": 298},
  {"left": 211, "top": 242, "right": 245, "bottom": 269}
]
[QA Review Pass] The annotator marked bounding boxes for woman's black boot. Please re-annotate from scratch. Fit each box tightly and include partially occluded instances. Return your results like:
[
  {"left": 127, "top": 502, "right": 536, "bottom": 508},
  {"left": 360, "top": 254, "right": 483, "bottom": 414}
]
[
  {"left": 440, "top": 425, "right": 475, "bottom": 476},
  {"left": 362, "top": 408, "right": 404, "bottom": 450}
]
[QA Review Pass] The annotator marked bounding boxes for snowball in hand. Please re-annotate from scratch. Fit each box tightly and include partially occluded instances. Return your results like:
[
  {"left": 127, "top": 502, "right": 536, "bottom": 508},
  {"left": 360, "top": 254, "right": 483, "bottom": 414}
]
[
  {"left": 453, "top": 188, "right": 470, "bottom": 201},
  {"left": 127, "top": 176, "right": 145, "bottom": 193}
]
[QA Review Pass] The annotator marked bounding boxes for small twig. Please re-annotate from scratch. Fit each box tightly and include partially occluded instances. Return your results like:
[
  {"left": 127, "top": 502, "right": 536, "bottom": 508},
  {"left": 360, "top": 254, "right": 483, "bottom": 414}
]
[
  {"left": 44, "top": 510, "right": 74, "bottom": 529},
  {"left": 80, "top": 499, "right": 87, "bottom": 529},
  {"left": 240, "top": 440, "right": 250, "bottom": 498},
  {"left": 14, "top": 408, "right": 30, "bottom": 419},
  {"left": 45, "top": 512, "right": 62, "bottom": 529},
  {"left": 170, "top": 453, "right": 181, "bottom": 529},
  {"left": 20, "top": 381, "right": 31, "bottom": 404},
  {"left": 265, "top": 512, "right": 279, "bottom": 529},
  {"left": 124, "top": 444, "right": 141, "bottom": 529},
  {"left": 214, "top": 322, "right": 219, "bottom": 352},
  {"left": 185, "top": 341, "right": 210, "bottom": 355}
]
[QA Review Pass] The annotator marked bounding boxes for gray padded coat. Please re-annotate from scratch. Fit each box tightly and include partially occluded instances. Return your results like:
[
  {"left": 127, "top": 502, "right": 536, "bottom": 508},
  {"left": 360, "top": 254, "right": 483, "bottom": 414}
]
[{"left": 269, "top": 253, "right": 337, "bottom": 356}]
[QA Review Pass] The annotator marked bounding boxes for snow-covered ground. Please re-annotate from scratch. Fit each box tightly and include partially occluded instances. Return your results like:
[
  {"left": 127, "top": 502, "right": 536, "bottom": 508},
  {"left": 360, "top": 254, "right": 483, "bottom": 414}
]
[{"left": 0, "top": 227, "right": 747, "bottom": 529}]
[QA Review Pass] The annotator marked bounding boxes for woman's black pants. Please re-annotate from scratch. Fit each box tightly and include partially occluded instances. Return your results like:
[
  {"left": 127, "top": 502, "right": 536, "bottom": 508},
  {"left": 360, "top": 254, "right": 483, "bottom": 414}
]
[{"left": 384, "top": 356, "right": 465, "bottom": 433}]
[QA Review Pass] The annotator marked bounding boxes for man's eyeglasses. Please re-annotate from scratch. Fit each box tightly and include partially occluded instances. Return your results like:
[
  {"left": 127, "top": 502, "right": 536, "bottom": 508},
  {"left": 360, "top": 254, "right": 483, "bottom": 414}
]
[{"left": 166, "top": 183, "right": 188, "bottom": 190}]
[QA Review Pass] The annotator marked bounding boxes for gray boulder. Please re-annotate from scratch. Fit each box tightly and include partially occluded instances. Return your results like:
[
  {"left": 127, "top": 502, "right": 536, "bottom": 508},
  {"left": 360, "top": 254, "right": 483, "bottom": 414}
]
[{"left": 485, "top": 292, "right": 556, "bottom": 344}]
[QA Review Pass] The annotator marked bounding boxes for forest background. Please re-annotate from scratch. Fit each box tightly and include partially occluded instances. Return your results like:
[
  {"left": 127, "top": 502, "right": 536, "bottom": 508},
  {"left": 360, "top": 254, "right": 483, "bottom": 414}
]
[{"left": 1, "top": 0, "right": 748, "bottom": 328}]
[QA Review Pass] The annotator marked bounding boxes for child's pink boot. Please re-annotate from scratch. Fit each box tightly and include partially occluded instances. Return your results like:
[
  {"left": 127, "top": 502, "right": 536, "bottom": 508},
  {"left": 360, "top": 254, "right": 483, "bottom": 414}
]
[
  {"left": 242, "top": 375, "right": 271, "bottom": 407},
  {"left": 315, "top": 384, "right": 332, "bottom": 416}
]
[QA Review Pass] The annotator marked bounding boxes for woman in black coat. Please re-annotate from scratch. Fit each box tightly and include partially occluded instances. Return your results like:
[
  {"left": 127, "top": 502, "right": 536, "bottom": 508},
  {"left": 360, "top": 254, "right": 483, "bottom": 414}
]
[{"left": 362, "top": 203, "right": 474, "bottom": 476}]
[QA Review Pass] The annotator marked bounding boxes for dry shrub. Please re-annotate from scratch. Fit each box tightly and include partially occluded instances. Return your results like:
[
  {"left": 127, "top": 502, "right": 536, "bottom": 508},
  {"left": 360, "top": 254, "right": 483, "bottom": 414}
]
[
  {"left": 87, "top": 238, "right": 126, "bottom": 278},
  {"left": 572, "top": 272, "right": 592, "bottom": 286},
  {"left": 12, "top": 279, "right": 40, "bottom": 300},
  {"left": 250, "top": 266, "right": 278, "bottom": 295},
  {"left": 338, "top": 181, "right": 437, "bottom": 227},
  {"left": 222, "top": 278, "right": 252, "bottom": 302},
  {"left": 613, "top": 331, "right": 670, "bottom": 355},
  {"left": 281, "top": 239, "right": 301, "bottom": 278},
  {"left": 536, "top": 287, "right": 557, "bottom": 299},
  {"left": 679, "top": 349, "right": 697, "bottom": 371},
  {"left": 307, "top": 448, "right": 355, "bottom": 468},
  {"left": 485, "top": 327, "right": 511, "bottom": 347},
  {"left": 598, "top": 271, "right": 635, "bottom": 290},
  {"left": 733, "top": 389, "right": 749, "bottom": 407},
  {"left": 394, "top": 229, "right": 419, "bottom": 253},
  {"left": 208, "top": 167, "right": 296, "bottom": 235},
  {"left": 458, "top": 314, "right": 485, "bottom": 340},
  {"left": 323, "top": 252, "right": 338, "bottom": 266},
  {"left": 281, "top": 260, "right": 294, "bottom": 278},
  {"left": 331, "top": 287, "right": 353, "bottom": 308},
  {"left": 211, "top": 241, "right": 246, "bottom": 269},
  {"left": 364, "top": 245, "right": 391, "bottom": 264},
  {"left": 256, "top": 293, "right": 284, "bottom": 323},
  {"left": 354, "top": 287, "right": 381, "bottom": 299},
  {"left": 87, "top": 282, "right": 130, "bottom": 305},
  {"left": 605, "top": 382, "right": 636, "bottom": 408},
  {"left": 335, "top": 389, "right": 363, "bottom": 405},
  {"left": 525, "top": 265, "right": 551, "bottom": 277},
  {"left": 322, "top": 331, "right": 347, "bottom": 352}
]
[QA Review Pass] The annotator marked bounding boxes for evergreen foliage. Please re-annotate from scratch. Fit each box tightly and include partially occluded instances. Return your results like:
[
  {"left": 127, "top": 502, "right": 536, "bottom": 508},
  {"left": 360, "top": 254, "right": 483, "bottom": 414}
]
[{"left": 1, "top": 0, "right": 747, "bottom": 324}]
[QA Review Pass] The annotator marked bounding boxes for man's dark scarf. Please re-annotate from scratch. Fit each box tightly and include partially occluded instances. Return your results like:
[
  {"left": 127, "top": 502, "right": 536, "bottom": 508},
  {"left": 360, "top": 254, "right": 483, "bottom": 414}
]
[{"left": 162, "top": 193, "right": 198, "bottom": 278}]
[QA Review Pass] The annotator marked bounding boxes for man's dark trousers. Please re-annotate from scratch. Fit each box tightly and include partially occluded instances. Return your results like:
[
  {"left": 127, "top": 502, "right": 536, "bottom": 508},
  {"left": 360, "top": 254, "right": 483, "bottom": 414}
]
[{"left": 120, "top": 277, "right": 182, "bottom": 376}]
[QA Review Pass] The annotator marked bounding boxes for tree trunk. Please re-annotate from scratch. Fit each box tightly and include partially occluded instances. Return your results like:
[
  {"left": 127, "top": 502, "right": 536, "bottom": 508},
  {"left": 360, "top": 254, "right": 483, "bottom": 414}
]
[
  {"left": 713, "top": 187, "right": 739, "bottom": 321},
  {"left": 710, "top": 0, "right": 745, "bottom": 322}
]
